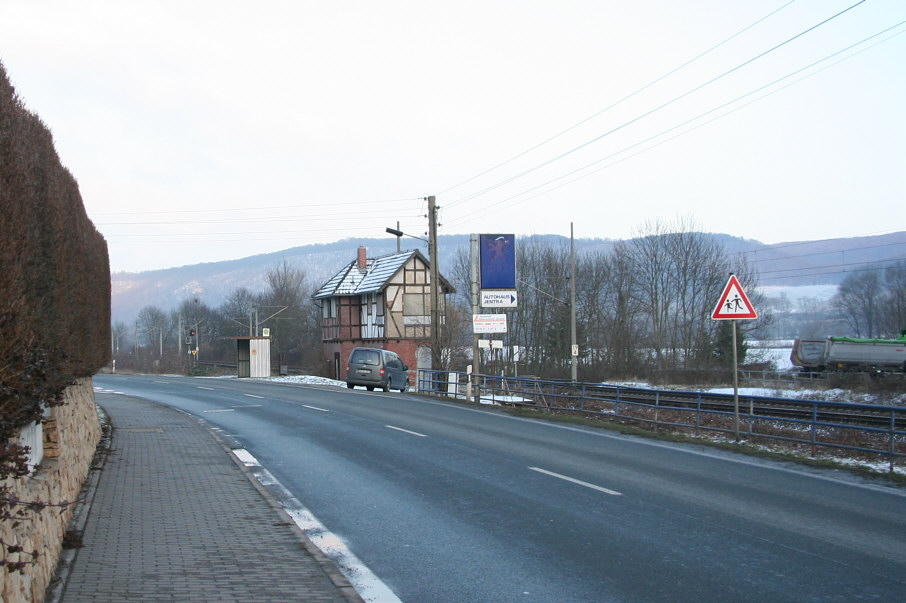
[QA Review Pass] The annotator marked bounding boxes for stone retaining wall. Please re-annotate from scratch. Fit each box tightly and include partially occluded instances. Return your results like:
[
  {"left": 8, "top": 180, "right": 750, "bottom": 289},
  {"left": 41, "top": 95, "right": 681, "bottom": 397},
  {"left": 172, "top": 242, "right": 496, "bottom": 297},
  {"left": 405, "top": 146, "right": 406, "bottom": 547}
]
[{"left": 1, "top": 378, "right": 101, "bottom": 603}]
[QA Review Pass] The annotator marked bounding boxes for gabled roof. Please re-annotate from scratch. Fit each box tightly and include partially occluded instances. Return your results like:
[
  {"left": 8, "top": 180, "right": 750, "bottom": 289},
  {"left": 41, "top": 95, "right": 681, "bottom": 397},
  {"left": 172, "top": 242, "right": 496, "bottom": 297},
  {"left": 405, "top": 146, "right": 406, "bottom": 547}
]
[{"left": 312, "top": 250, "right": 418, "bottom": 299}]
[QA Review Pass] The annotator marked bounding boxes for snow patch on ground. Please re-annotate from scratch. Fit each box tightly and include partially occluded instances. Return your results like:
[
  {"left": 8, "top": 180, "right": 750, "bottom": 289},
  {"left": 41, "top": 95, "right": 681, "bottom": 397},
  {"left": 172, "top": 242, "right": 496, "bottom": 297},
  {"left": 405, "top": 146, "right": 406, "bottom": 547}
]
[{"left": 265, "top": 375, "right": 348, "bottom": 388}]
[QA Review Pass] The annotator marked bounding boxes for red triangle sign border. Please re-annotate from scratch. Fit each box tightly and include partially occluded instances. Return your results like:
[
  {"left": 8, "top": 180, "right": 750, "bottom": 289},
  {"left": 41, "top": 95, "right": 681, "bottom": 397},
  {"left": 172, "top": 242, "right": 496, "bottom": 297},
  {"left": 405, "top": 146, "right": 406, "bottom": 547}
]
[{"left": 712, "top": 274, "right": 758, "bottom": 320}]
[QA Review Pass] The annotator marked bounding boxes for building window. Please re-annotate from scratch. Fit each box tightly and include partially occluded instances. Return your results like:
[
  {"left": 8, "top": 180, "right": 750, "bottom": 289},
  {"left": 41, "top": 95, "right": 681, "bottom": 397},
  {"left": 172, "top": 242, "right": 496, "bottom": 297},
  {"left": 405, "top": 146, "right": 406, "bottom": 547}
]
[
  {"left": 322, "top": 298, "right": 337, "bottom": 319},
  {"left": 404, "top": 292, "right": 426, "bottom": 316}
]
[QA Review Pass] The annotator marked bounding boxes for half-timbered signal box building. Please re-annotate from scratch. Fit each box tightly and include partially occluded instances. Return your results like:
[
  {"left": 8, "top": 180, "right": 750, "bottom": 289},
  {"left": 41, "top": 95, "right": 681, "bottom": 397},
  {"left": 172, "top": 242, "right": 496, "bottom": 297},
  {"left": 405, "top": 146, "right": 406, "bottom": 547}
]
[{"left": 311, "top": 247, "right": 455, "bottom": 381}]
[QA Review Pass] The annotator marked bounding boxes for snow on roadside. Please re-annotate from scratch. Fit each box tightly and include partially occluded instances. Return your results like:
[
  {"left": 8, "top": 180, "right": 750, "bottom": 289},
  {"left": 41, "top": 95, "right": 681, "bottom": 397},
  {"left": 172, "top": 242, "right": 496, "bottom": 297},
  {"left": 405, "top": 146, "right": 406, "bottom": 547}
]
[{"left": 261, "top": 375, "right": 348, "bottom": 388}]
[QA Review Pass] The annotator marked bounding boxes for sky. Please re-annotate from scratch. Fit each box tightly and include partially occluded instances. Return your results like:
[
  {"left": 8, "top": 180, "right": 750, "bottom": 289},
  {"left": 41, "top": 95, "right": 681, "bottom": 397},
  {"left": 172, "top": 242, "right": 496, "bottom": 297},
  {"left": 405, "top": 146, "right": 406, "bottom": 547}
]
[{"left": 1, "top": 0, "right": 904, "bottom": 273}]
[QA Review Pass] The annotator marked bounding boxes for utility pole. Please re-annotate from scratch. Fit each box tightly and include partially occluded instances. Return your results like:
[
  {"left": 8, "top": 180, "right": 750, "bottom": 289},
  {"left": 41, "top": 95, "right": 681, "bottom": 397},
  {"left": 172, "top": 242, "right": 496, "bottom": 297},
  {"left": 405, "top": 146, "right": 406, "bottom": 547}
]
[
  {"left": 428, "top": 195, "right": 441, "bottom": 371},
  {"left": 469, "top": 234, "right": 480, "bottom": 402},
  {"left": 570, "top": 223, "right": 577, "bottom": 382}
]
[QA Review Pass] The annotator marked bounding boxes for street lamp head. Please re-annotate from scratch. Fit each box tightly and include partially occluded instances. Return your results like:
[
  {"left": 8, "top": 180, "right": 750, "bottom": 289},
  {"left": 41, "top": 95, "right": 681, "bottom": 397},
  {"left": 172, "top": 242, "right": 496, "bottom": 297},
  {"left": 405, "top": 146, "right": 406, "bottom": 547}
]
[{"left": 385, "top": 227, "right": 404, "bottom": 237}]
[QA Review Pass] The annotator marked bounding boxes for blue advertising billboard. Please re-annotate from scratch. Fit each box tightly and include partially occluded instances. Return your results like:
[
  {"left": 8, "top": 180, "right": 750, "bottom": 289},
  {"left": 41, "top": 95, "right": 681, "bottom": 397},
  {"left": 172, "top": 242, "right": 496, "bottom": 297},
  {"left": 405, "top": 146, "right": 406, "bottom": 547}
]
[{"left": 479, "top": 234, "right": 516, "bottom": 290}]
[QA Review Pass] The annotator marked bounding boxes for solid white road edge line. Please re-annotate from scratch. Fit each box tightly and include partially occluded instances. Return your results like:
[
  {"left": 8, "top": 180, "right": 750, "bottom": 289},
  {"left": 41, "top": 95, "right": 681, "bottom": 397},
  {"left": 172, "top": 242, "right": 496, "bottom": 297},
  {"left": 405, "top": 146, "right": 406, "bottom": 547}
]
[
  {"left": 386, "top": 425, "right": 427, "bottom": 437},
  {"left": 529, "top": 466, "right": 622, "bottom": 496},
  {"left": 231, "top": 448, "right": 401, "bottom": 603}
]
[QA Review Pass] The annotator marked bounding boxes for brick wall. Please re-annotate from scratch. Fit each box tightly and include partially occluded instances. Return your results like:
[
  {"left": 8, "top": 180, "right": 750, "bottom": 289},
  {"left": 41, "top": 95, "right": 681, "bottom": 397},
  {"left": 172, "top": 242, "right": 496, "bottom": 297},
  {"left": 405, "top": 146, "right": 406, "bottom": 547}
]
[{"left": 1, "top": 378, "right": 101, "bottom": 603}]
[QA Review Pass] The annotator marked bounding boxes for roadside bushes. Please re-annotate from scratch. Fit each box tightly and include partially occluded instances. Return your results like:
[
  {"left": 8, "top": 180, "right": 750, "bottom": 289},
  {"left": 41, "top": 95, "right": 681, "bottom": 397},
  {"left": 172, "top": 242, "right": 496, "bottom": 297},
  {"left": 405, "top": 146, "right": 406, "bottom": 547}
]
[{"left": 0, "top": 61, "right": 109, "bottom": 493}]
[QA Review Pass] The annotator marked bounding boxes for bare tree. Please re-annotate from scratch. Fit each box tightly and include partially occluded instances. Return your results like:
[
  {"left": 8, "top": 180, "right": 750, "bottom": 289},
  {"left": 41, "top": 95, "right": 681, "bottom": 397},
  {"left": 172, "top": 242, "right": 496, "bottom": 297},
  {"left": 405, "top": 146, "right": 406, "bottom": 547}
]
[
  {"left": 578, "top": 242, "right": 644, "bottom": 378},
  {"left": 111, "top": 321, "right": 130, "bottom": 356},
  {"left": 832, "top": 270, "right": 882, "bottom": 337},
  {"left": 135, "top": 305, "right": 169, "bottom": 355},
  {"left": 219, "top": 287, "right": 260, "bottom": 337},
  {"left": 260, "top": 260, "right": 313, "bottom": 368},
  {"left": 879, "top": 261, "right": 906, "bottom": 337}
]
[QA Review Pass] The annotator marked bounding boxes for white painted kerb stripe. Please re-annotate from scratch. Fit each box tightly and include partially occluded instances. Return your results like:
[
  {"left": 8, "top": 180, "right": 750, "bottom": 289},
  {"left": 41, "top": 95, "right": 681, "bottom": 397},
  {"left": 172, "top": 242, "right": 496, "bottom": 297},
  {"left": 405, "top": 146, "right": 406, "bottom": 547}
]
[
  {"left": 386, "top": 425, "right": 427, "bottom": 438},
  {"left": 230, "top": 449, "right": 400, "bottom": 603},
  {"left": 529, "top": 467, "right": 622, "bottom": 496}
]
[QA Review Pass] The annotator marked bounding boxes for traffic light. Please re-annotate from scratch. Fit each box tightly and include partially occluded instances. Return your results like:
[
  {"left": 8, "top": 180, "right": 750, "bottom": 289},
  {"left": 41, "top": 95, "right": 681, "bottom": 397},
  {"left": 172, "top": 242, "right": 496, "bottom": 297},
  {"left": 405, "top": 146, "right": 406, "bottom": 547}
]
[{"left": 189, "top": 328, "right": 196, "bottom": 337}]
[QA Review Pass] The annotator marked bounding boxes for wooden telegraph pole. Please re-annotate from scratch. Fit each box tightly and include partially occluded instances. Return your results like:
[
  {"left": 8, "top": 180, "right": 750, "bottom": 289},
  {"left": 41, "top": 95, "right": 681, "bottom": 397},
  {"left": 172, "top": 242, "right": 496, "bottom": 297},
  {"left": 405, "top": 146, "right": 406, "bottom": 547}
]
[{"left": 428, "top": 196, "right": 440, "bottom": 371}]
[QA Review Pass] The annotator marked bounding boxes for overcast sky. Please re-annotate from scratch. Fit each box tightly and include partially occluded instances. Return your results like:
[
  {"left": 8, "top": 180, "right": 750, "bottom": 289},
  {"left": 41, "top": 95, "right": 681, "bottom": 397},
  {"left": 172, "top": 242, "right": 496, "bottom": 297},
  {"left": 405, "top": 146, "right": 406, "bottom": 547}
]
[{"left": 2, "top": 0, "right": 904, "bottom": 273}]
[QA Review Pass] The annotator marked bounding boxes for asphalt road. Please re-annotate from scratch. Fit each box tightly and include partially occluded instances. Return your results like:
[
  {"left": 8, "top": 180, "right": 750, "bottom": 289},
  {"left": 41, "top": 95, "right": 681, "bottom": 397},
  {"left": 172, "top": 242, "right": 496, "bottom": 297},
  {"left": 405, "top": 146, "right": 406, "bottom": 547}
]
[{"left": 93, "top": 374, "right": 906, "bottom": 602}]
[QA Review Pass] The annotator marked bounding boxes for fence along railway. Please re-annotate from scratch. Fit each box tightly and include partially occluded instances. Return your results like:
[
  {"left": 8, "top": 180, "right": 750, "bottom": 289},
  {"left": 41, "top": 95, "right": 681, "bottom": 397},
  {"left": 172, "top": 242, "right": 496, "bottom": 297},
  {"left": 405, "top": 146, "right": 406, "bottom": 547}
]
[{"left": 418, "top": 370, "right": 906, "bottom": 473}]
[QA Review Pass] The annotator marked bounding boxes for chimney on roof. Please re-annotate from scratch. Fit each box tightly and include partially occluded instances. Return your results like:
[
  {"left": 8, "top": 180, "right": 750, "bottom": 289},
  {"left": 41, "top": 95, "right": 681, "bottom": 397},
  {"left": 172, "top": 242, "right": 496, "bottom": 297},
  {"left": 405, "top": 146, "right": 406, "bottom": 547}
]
[{"left": 357, "top": 246, "right": 367, "bottom": 270}]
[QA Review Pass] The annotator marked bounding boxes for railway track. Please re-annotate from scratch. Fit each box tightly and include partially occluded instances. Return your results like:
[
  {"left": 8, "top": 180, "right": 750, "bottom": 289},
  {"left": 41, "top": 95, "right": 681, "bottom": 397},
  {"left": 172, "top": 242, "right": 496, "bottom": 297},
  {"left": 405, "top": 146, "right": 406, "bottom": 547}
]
[{"left": 492, "top": 381, "right": 906, "bottom": 431}]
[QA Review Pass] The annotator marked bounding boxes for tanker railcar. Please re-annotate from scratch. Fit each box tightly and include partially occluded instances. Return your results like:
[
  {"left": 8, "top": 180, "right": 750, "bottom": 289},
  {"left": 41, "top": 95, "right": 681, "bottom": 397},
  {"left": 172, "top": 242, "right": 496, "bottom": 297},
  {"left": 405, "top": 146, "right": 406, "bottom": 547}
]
[{"left": 790, "top": 332, "right": 906, "bottom": 372}]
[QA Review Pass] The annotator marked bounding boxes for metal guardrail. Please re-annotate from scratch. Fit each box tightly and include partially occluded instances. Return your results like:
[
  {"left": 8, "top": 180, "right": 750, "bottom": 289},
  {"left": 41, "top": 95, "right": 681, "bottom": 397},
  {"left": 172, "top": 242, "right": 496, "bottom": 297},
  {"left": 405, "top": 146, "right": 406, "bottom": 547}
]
[{"left": 417, "top": 370, "right": 905, "bottom": 473}]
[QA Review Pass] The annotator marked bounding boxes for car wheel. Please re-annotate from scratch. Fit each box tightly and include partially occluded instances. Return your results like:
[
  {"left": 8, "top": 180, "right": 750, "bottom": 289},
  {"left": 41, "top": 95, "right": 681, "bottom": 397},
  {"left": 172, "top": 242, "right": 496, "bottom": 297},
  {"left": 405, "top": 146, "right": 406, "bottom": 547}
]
[
  {"left": 399, "top": 379, "right": 409, "bottom": 392},
  {"left": 346, "top": 382, "right": 354, "bottom": 389},
  {"left": 383, "top": 380, "right": 391, "bottom": 393},
  {"left": 366, "top": 386, "right": 374, "bottom": 391}
]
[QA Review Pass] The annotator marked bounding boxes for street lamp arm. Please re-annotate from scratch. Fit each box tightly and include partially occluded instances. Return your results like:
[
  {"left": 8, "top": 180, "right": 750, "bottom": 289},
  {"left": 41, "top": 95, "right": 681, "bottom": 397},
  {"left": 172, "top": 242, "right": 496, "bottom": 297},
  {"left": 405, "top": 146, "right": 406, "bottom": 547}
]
[{"left": 385, "top": 227, "right": 428, "bottom": 244}]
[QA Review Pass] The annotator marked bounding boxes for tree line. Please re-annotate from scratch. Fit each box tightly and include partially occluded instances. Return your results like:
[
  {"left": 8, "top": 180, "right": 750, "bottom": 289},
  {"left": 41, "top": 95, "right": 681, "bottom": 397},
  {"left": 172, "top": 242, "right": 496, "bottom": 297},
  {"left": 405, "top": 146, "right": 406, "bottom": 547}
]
[
  {"left": 119, "top": 219, "right": 905, "bottom": 381},
  {"left": 446, "top": 218, "right": 765, "bottom": 382},
  {"left": 116, "top": 261, "right": 321, "bottom": 374}
]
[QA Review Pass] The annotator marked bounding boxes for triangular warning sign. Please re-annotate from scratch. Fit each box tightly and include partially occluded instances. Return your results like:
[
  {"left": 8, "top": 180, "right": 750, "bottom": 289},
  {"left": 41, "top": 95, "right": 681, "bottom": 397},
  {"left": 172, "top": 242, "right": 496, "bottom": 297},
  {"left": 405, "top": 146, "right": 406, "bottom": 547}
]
[{"left": 712, "top": 275, "right": 757, "bottom": 320}]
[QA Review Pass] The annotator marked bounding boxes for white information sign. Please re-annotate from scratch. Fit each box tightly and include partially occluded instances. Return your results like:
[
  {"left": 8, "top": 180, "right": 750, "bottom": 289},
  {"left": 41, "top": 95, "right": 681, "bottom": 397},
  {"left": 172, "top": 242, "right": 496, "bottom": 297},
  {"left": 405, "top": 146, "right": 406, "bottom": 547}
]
[
  {"left": 473, "top": 314, "right": 508, "bottom": 334},
  {"left": 480, "top": 290, "right": 518, "bottom": 308}
]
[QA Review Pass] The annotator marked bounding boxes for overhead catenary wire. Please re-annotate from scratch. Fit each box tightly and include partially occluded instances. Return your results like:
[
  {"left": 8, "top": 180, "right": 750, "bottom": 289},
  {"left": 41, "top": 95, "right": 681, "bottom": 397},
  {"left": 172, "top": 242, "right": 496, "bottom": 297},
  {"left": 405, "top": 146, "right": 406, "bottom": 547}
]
[
  {"left": 444, "top": 0, "right": 869, "bottom": 213},
  {"left": 90, "top": 196, "right": 423, "bottom": 217},
  {"left": 438, "top": 0, "right": 799, "bottom": 200},
  {"left": 444, "top": 19, "right": 906, "bottom": 228}
]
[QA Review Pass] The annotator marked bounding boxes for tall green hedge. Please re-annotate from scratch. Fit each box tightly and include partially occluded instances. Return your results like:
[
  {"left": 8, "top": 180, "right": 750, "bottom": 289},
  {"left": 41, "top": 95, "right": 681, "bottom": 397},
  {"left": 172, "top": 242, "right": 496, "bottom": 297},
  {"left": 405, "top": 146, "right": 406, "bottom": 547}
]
[{"left": 0, "top": 61, "right": 110, "bottom": 473}]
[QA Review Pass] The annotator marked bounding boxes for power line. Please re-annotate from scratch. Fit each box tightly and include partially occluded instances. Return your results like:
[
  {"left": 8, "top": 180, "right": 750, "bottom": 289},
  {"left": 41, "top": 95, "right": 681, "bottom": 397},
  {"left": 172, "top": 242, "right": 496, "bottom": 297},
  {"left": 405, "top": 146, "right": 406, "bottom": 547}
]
[
  {"left": 445, "top": 0, "right": 869, "bottom": 212},
  {"left": 89, "top": 196, "right": 422, "bottom": 217},
  {"left": 438, "top": 0, "right": 799, "bottom": 199},
  {"left": 101, "top": 222, "right": 428, "bottom": 239},
  {"left": 97, "top": 210, "right": 423, "bottom": 226},
  {"left": 757, "top": 259, "right": 905, "bottom": 283},
  {"left": 444, "top": 18, "right": 905, "bottom": 227},
  {"left": 739, "top": 240, "right": 906, "bottom": 266}
]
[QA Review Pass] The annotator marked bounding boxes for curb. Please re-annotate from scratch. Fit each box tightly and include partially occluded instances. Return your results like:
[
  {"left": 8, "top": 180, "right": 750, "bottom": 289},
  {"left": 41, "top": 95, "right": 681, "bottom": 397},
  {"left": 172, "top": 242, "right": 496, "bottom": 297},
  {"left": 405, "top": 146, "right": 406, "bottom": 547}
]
[
  {"left": 198, "top": 412, "right": 366, "bottom": 603},
  {"left": 47, "top": 399, "right": 365, "bottom": 603}
]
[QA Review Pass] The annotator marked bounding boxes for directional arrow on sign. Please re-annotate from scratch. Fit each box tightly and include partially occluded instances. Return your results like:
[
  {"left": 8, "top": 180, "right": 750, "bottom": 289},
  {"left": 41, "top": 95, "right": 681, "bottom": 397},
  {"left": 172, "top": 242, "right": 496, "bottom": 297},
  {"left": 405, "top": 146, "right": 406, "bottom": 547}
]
[{"left": 480, "top": 290, "right": 518, "bottom": 308}]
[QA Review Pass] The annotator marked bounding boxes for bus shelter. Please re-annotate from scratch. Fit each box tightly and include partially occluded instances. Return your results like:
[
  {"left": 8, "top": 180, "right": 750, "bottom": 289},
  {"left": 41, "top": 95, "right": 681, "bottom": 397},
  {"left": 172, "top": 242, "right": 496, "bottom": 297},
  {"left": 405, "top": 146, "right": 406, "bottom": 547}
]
[{"left": 234, "top": 336, "right": 271, "bottom": 378}]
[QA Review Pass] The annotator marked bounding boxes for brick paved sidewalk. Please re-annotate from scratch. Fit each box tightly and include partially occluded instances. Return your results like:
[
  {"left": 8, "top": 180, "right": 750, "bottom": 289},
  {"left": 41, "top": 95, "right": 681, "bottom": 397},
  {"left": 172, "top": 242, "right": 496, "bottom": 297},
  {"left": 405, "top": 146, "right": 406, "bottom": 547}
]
[{"left": 47, "top": 391, "right": 362, "bottom": 602}]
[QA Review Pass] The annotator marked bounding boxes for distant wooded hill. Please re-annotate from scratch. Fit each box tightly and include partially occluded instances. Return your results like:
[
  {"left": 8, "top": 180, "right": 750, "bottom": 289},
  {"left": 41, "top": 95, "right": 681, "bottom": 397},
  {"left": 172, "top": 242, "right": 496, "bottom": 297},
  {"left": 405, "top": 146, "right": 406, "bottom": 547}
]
[{"left": 111, "top": 231, "right": 905, "bottom": 324}]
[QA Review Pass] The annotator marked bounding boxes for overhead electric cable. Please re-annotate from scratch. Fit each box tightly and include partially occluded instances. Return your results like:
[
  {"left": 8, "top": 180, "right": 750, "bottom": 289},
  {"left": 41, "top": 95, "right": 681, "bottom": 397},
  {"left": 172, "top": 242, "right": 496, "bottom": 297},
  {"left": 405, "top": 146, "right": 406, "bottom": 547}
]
[
  {"left": 97, "top": 210, "right": 423, "bottom": 226},
  {"left": 91, "top": 197, "right": 422, "bottom": 216},
  {"left": 445, "top": 18, "right": 903, "bottom": 227},
  {"left": 446, "top": 0, "right": 868, "bottom": 210},
  {"left": 439, "top": 1, "right": 798, "bottom": 199}
]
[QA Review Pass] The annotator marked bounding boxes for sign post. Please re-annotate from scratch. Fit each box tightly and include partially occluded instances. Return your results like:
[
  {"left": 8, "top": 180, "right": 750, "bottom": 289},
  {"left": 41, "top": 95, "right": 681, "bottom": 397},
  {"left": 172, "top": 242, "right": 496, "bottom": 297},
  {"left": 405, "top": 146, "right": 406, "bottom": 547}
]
[{"left": 711, "top": 274, "right": 758, "bottom": 441}]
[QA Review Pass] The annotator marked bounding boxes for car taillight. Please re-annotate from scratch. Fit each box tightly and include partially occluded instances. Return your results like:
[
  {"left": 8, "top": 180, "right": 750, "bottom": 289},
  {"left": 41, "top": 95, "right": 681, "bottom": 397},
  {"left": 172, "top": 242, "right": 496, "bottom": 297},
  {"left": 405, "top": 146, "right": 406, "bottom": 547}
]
[
  {"left": 380, "top": 368, "right": 385, "bottom": 376},
  {"left": 346, "top": 365, "right": 350, "bottom": 373}
]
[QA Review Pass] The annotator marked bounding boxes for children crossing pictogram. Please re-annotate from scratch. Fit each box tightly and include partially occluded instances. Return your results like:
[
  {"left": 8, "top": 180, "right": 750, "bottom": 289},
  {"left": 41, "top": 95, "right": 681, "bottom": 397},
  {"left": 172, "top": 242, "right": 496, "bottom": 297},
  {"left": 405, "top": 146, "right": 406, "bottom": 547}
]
[{"left": 711, "top": 274, "right": 757, "bottom": 320}]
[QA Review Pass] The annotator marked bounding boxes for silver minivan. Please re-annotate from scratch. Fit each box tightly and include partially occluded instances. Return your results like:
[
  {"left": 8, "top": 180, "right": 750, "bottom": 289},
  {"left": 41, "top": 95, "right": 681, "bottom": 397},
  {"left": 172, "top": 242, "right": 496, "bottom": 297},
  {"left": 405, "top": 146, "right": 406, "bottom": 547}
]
[{"left": 345, "top": 347, "right": 410, "bottom": 392}]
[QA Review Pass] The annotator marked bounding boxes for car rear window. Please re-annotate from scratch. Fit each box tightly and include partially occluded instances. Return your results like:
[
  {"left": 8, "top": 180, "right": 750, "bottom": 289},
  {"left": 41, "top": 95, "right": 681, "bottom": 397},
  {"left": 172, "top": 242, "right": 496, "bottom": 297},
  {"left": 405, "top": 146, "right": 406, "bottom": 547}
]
[{"left": 351, "top": 349, "right": 380, "bottom": 365}]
